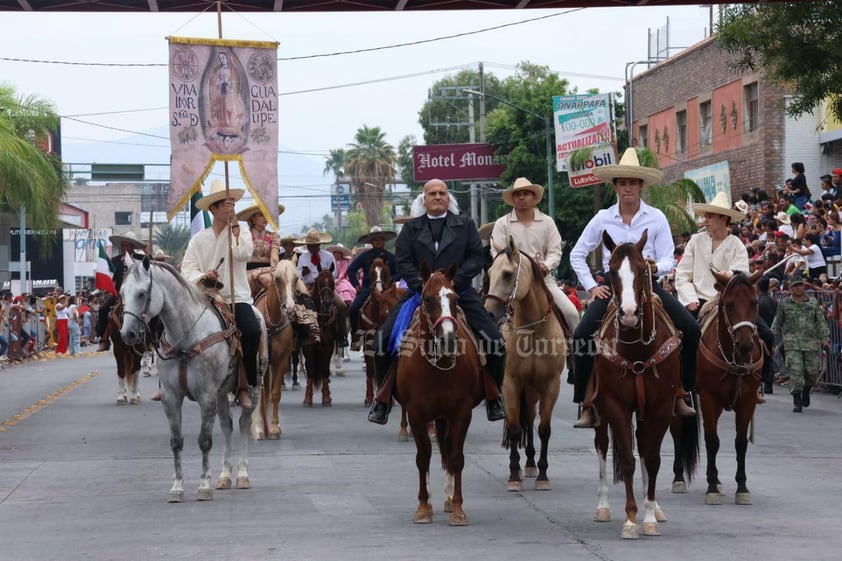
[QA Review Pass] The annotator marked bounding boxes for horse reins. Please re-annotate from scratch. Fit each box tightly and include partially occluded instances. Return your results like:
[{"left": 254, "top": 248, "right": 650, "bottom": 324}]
[
  {"left": 610, "top": 265, "right": 657, "bottom": 345},
  {"left": 484, "top": 250, "right": 553, "bottom": 330}
]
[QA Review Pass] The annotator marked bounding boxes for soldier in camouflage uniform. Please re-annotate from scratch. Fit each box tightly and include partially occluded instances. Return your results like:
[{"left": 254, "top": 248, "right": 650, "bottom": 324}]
[{"left": 770, "top": 274, "right": 830, "bottom": 412}]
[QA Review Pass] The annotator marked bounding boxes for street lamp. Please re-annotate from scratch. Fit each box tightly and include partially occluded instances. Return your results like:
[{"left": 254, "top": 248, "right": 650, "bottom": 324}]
[{"left": 462, "top": 89, "right": 555, "bottom": 222}]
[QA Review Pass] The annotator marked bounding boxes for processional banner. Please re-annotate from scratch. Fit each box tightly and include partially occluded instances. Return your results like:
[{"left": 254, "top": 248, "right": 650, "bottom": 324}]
[{"left": 167, "top": 36, "right": 280, "bottom": 228}]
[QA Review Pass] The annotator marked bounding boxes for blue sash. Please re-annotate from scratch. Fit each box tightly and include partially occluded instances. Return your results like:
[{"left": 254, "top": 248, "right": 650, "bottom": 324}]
[{"left": 388, "top": 291, "right": 420, "bottom": 357}]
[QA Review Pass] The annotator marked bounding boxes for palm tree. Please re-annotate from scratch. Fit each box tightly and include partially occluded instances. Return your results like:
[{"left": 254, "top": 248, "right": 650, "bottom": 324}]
[
  {"left": 0, "top": 83, "right": 65, "bottom": 233},
  {"left": 153, "top": 223, "right": 191, "bottom": 265},
  {"left": 344, "top": 125, "right": 396, "bottom": 228}
]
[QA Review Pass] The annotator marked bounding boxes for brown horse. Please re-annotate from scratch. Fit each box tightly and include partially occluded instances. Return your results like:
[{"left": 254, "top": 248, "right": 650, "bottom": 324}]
[
  {"left": 252, "top": 260, "right": 297, "bottom": 439},
  {"left": 484, "top": 236, "right": 567, "bottom": 492},
  {"left": 302, "top": 267, "right": 344, "bottom": 406},
  {"left": 591, "top": 230, "right": 698, "bottom": 539},
  {"left": 693, "top": 270, "right": 764, "bottom": 505},
  {"left": 110, "top": 300, "right": 143, "bottom": 405},
  {"left": 394, "top": 263, "right": 484, "bottom": 526}
]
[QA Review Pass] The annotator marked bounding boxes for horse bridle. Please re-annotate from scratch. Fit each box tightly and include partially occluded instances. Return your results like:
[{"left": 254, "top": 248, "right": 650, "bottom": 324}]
[
  {"left": 717, "top": 276, "right": 759, "bottom": 371},
  {"left": 419, "top": 287, "right": 459, "bottom": 371},
  {"left": 610, "top": 263, "right": 657, "bottom": 346},
  {"left": 483, "top": 250, "right": 523, "bottom": 319}
]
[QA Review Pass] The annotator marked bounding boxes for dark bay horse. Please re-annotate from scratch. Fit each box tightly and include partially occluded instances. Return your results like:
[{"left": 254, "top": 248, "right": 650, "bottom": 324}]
[
  {"left": 360, "top": 257, "right": 397, "bottom": 407},
  {"left": 591, "top": 230, "right": 698, "bottom": 539},
  {"left": 302, "top": 267, "right": 343, "bottom": 406},
  {"left": 110, "top": 300, "right": 143, "bottom": 405},
  {"left": 484, "top": 236, "right": 567, "bottom": 492},
  {"left": 394, "top": 263, "right": 484, "bottom": 526},
  {"left": 694, "top": 270, "right": 764, "bottom": 505}
]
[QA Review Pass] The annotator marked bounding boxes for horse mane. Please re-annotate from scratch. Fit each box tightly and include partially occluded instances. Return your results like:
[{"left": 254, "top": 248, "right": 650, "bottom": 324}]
[
  {"left": 145, "top": 261, "right": 206, "bottom": 306},
  {"left": 500, "top": 245, "right": 556, "bottom": 305},
  {"left": 274, "top": 259, "right": 298, "bottom": 285}
]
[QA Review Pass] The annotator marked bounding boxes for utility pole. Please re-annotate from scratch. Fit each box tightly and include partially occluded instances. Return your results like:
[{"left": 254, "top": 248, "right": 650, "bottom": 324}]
[
  {"left": 467, "top": 92, "right": 478, "bottom": 225},
  {"left": 478, "top": 62, "right": 488, "bottom": 225}
]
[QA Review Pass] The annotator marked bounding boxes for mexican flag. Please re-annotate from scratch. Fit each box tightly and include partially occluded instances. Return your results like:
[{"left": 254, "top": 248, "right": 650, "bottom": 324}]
[
  {"left": 96, "top": 241, "right": 118, "bottom": 296},
  {"left": 191, "top": 191, "right": 210, "bottom": 237}
]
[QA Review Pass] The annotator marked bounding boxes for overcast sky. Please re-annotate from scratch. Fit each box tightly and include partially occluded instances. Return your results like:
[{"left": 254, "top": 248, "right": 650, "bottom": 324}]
[{"left": 1, "top": 5, "right": 713, "bottom": 230}]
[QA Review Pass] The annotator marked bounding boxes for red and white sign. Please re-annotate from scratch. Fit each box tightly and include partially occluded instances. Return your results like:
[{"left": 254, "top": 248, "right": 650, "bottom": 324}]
[
  {"left": 413, "top": 143, "right": 505, "bottom": 183},
  {"left": 566, "top": 146, "right": 617, "bottom": 189}
]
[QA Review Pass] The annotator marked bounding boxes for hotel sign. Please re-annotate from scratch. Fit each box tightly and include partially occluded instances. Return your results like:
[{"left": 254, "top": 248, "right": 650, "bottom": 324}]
[{"left": 413, "top": 143, "right": 505, "bottom": 182}]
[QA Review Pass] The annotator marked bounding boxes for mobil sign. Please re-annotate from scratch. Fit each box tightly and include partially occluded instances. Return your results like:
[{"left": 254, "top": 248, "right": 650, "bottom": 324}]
[
  {"left": 413, "top": 143, "right": 506, "bottom": 182},
  {"left": 566, "top": 146, "right": 617, "bottom": 189}
]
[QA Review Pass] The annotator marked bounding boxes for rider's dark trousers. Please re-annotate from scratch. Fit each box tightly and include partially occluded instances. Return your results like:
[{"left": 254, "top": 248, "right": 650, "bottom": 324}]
[
  {"left": 349, "top": 286, "right": 371, "bottom": 338},
  {"left": 97, "top": 294, "right": 118, "bottom": 338},
  {"left": 235, "top": 302, "right": 261, "bottom": 387}
]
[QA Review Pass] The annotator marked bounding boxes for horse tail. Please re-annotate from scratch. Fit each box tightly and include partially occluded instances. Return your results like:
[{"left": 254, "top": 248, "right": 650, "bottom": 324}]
[
  {"left": 435, "top": 418, "right": 448, "bottom": 470},
  {"left": 677, "top": 413, "right": 700, "bottom": 483},
  {"left": 500, "top": 390, "right": 529, "bottom": 449}
]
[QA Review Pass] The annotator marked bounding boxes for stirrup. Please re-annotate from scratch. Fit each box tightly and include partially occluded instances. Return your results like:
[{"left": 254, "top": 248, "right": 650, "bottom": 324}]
[
  {"left": 674, "top": 396, "right": 696, "bottom": 418},
  {"left": 573, "top": 406, "right": 598, "bottom": 429}
]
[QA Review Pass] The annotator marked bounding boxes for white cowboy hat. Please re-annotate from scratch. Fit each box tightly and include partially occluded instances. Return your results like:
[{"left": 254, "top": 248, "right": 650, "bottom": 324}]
[
  {"left": 691, "top": 192, "right": 746, "bottom": 222},
  {"left": 592, "top": 147, "right": 664, "bottom": 188},
  {"left": 325, "top": 242, "right": 352, "bottom": 259},
  {"left": 775, "top": 211, "right": 792, "bottom": 225},
  {"left": 477, "top": 222, "right": 495, "bottom": 242},
  {"left": 357, "top": 225, "right": 397, "bottom": 245},
  {"left": 194, "top": 179, "right": 245, "bottom": 211},
  {"left": 108, "top": 231, "right": 146, "bottom": 249},
  {"left": 501, "top": 177, "right": 545, "bottom": 206},
  {"left": 294, "top": 228, "right": 332, "bottom": 245},
  {"left": 236, "top": 203, "right": 286, "bottom": 222},
  {"left": 733, "top": 200, "right": 749, "bottom": 215}
]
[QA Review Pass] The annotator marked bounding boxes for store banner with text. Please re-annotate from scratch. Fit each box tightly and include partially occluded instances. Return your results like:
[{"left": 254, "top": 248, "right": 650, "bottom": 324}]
[
  {"left": 566, "top": 145, "right": 617, "bottom": 188},
  {"left": 553, "top": 94, "right": 612, "bottom": 172},
  {"left": 413, "top": 143, "right": 506, "bottom": 182}
]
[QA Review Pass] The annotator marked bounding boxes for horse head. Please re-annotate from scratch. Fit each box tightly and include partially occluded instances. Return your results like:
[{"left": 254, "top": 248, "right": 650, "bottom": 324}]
[
  {"left": 273, "top": 260, "right": 298, "bottom": 312},
  {"left": 484, "top": 235, "right": 530, "bottom": 325},
  {"left": 604, "top": 229, "right": 649, "bottom": 329},
  {"left": 120, "top": 255, "right": 161, "bottom": 346},
  {"left": 315, "top": 267, "right": 335, "bottom": 313},
  {"left": 713, "top": 269, "right": 762, "bottom": 364},
  {"left": 420, "top": 261, "right": 459, "bottom": 357},
  {"left": 369, "top": 257, "right": 391, "bottom": 292}
]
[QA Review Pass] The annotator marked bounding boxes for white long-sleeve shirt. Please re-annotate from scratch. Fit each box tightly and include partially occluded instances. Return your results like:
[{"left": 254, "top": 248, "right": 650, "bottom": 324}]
[
  {"left": 297, "top": 249, "right": 336, "bottom": 285},
  {"left": 489, "top": 208, "right": 563, "bottom": 270},
  {"left": 181, "top": 227, "right": 254, "bottom": 304},
  {"left": 570, "top": 200, "right": 675, "bottom": 292},
  {"left": 674, "top": 232, "right": 749, "bottom": 306}
]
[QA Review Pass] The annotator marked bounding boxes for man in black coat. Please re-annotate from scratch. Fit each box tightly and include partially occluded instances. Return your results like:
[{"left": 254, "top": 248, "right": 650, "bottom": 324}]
[{"left": 367, "top": 179, "right": 505, "bottom": 424}]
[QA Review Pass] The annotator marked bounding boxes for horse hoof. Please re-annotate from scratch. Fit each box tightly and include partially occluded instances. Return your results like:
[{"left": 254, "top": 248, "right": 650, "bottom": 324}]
[
  {"left": 216, "top": 477, "right": 232, "bottom": 490},
  {"left": 534, "top": 479, "right": 551, "bottom": 491},
  {"left": 196, "top": 488, "right": 213, "bottom": 501},
  {"left": 671, "top": 481, "right": 687, "bottom": 493},
  {"left": 129, "top": 397, "right": 141, "bottom": 405},
  {"left": 268, "top": 431, "right": 281, "bottom": 440},
  {"left": 322, "top": 400, "right": 332, "bottom": 407},
  {"left": 444, "top": 497, "right": 453, "bottom": 513},
  {"left": 704, "top": 493, "right": 722, "bottom": 505},
  {"left": 717, "top": 483, "right": 724, "bottom": 495},
  {"left": 507, "top": 480, "right": 523, "bottom": 492},
  {"left": 236, "top": 476, "right": 250, "bottom": 489},
  {"left": 735, "top": 492, "right": 752, "bottom": 505},
  {"left": 523, "top": 466, "right": 538, "bottom": 478},
  {"left": 398, "top": 431, "right": 409, "bottom": 442},
  {"left": 655, "top": 508, "right": 667, "bottom": 523},
  {"left": 302, "top": 401, "right": 312, "bottom": 407},
  {"left": 449, "top": 512, "right": 468, "bottom": 526},
  {"left": 116, "top": 396, "right": 127, "bottom": 405},
  {"left": 168, "top": 490, "right": 184, "bottom": 503},
  {"left": 642, "top": 521, "right": 660, "bottom": 536},
  {"left": 594, "top": 508, "right": 611, "bottom": 522},
  {"left": 335, "top": 370, "right": 345, "bottom": 377},
  {"left": 364, "top": 400, "right": 372, "bottom": 407},
  {"left": 413, "top": 505, "right": 433, "bottom": 524},
  {"left": 621, "top": 522, "right": 640, "bottom": 539},
  {"left": 292, "top": 383, "right": 301, "bottom": 390}
]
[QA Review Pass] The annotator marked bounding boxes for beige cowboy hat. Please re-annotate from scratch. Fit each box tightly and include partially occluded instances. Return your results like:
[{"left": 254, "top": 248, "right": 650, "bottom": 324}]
[
  {"left": 592, "top": 147, "right": 663, "bottom": 188},
  {"left": 278, "top": 233, "right": 296, "bottom": 245},
  {"left": 358, "top": 225, "right": 397, "bottom": 245},
  {"left": 295, "top": 228, "right": 332, "bottom": 245},
  {"left": 325, "top": 242, "right": 352, "bottom": 259},
  {"left": 692, "top": 192, "right": 746, "bottom": 222},
  {"left": 236, "top": 203, "right": 286, "bottom": 222},
  {"left": 194, "top": 179, "right": 245, "bottom": 211},
  {"left": 775, "top": 211, "right": 792, "bottom": 225},
  {"left": 501, "top": 177, "right": 545, "bottom": 206},
  {"left": 477, "top": 222, "right": 495, "bottom": 242},
  {"left": 108, "top": 230, "right": 146, "bottom": 249}
]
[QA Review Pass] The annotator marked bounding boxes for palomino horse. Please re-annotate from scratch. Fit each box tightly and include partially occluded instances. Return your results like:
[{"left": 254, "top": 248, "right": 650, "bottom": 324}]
[
  {"left": 694, "top": 270, "right": 764, "bottom": 505},
  {"left": 252, "top": 260, "right": 298, "bottom": 440},
  {"left": 484, "top": 236, "right": 567, "bottom": 492},
  {"left": 302, "top": 267, "right": 344, "bottom": 406},
  {"left": 109, "top": 300, "right": 143, "bottom": 405},
  {"left": 591, "top": 230, "right": 698, "bottom": 539},
  {"left": 119, "top": 258, "right": 266, "bottom": 502},
  {"left": 395, "top": 263, "right": 484, "bottom": 526}
]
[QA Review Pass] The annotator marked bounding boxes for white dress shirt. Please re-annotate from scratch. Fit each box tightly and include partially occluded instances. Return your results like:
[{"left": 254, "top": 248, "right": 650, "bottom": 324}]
[
  {"left": 674, "top": 232, "right": 749, "bottom": 306},
  {"left": 570, "top": 200, "right": 675, "bottom": 292},
  {"left": 181, "top": 227, "right": 254, "bottom": 304},
  {"left": 297, "top": 249, "right": 336, "bottom": 284}
]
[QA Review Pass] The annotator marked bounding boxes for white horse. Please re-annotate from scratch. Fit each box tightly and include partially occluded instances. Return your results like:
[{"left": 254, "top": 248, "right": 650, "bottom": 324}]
[{"left": 119, "top": 257, "right": 267, "bottom": 502}]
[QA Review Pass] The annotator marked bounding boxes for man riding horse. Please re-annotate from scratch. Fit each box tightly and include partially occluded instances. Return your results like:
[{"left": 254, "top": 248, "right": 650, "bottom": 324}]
[
  {"left": 295, "top": 228, "right": 348, "bottom": 346},
  {"left": 96, "top": 231, "right": 147, "bottom": 351},
  {"left": 348, "top": 226, "right": 400, "bottom": 351}
]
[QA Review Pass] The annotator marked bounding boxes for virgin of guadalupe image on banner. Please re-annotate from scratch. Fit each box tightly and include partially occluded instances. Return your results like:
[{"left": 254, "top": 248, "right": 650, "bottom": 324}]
[{"left": 167, "top": 36, "right": 280, "bottom": 229}]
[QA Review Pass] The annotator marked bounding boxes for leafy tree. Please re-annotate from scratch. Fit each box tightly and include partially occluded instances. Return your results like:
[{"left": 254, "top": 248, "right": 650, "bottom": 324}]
[
  {"left": 396, "top": 134, "right": 417, "bottom": 188},
  {"left": 344, "top": 125, "right": 397, "bottom": 228},
  {"left": 717, "top": 3, "right": 842, "bottom": 119},
  {"left": 153, "top": 223, "right": 190, "bottom": 265},
  {"left": 0, "top": 83, "right": 65, "bottom": 250}
]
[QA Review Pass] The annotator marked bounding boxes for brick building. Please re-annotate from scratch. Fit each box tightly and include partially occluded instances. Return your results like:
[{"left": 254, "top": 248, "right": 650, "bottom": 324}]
[{"left": 628, "top": 36, "right": 831, "bottom": 203}]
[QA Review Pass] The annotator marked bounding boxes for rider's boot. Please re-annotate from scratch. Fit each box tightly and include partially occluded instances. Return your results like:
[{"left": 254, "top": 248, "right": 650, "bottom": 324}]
[
  {"left": 574, "top": 372, "right": 599, "bottom": 429},
  {"left": 484, "top": 352, "right": 506, "bottom": 422},
  {"left": 96, "top": 331, "right": 110, "bottom": 352},
  {"left": 674, "top": 389, "right": 697, "bottom": 418},
  {"left": 368, "top": 360, "right": 395, "bottom": 425}
]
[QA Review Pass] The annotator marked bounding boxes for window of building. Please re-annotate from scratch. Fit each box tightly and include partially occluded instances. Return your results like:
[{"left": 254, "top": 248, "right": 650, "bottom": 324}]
[
  {"left": 638, "top": 124, "right": 649, "bottom": 149},
  {"left": 744, "top": 82, "right": 759, "bottom": 133},
  {"left": 700, "top": 101, "right": 712, "bottom": 147},
  {"left": 676, "top": 110, "right": 687, "bottom": 154},
  {"left": 114, "top": 211, "right": 132, "bottom": 225}
]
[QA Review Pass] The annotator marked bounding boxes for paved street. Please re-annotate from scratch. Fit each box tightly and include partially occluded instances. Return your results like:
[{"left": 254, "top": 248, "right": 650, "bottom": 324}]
[{"left": 1, "top": 349, "right": 841, "bottom": 561}]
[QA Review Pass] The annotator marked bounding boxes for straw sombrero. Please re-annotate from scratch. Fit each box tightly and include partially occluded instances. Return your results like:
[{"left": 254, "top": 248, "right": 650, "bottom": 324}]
[
  {"left": 733, "top": 200, "right": 749, "bottom": 215},
  {"left": 775, "top": 211, "right": 791, "bottom": 225},
  {"left": 325, "top": 243, "right": 352, "bottom": 259},
  {"left": 194, "top": 179, "right": 245, "bottom": 211},
  {"left": 279, "top": 233, "right": 296, "bottom": 245},
  {"left": 592, "top": 147, "right": 663, "bottom": 188},
  {"left": 236, "top": 203, "right": 286, "bottom": 222},
  {"left": 691, "top": 192, "right": 745, "bottom": 222},
  {"left": 358, "top": 226, "right": 397, "bottom": 245},
  {"left": 501, "top": 177, "right": 544, "bottom": 206},
  {"left": 477, "top": 222, "right": 495, "bottom": 242},
  {"left": 295, "top": 228, "right": 332, "bottom": 245},
  {"left": 109, "top": 231, "right": 145, "bottom": 250}
]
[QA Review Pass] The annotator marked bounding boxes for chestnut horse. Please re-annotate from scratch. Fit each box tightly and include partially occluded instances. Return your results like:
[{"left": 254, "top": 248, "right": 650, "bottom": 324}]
[
  {"left": 252, "top": 260, "right": 297, "bottom": 439},
  {"left": 301, "top": 267, "right": 344, "bottom": 406},
  {"left": 360, "top": 257, "right": 398, "bottom": 407},
  {"left": 484, "top": 236, "right": 567, "bottom": 492},
  {"left": 694, "top": 270, "right": 764, "bottom": 505},
  {"left": 394, "top": 263, "right": 484, "bottom": 526},
  {"left": 591, "top": 230, "right": 698, "bottom": 539}
]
